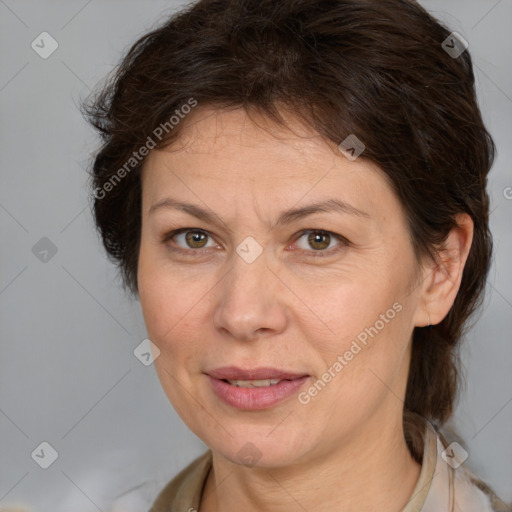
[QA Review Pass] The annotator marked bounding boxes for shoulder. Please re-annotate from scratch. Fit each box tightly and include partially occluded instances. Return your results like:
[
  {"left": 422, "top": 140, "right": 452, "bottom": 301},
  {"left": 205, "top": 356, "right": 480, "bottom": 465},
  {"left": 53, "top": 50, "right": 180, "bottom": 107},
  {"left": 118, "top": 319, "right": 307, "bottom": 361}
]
[
  {"left": 426, "top": 422, "right": 509, "bottom": 512},
  {"left": 406, "top": 415, "right": 510, "bottom": 512},
  {"left": 148, "top": 450, "right": 212, "bottom": 512},
  {"left": 453, "top": 463, "right": 510, "bottom": 512}
]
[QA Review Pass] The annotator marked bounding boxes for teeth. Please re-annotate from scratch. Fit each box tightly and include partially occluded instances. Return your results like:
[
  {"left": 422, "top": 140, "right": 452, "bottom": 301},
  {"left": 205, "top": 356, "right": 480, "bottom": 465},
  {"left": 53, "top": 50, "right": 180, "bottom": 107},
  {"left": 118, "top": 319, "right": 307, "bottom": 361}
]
[{"left": 227, "top": 379, "right": 282, "bottom": 388}]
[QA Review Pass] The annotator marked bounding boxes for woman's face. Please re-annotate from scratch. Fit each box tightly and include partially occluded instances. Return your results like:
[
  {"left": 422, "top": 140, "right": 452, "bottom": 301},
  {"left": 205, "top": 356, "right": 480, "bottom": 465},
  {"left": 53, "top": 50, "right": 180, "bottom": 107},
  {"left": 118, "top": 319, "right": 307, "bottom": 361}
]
[{"left": 138, "top": 107, "right": 427, "bottom": 467}]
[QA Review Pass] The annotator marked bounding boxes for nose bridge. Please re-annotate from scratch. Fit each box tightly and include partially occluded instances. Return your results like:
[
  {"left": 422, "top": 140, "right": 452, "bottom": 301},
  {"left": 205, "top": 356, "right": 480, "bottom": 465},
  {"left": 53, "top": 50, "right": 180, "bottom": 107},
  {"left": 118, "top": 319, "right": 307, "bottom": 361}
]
[{"left": 213, "top": 240, "right": 287, "bottom": 340}]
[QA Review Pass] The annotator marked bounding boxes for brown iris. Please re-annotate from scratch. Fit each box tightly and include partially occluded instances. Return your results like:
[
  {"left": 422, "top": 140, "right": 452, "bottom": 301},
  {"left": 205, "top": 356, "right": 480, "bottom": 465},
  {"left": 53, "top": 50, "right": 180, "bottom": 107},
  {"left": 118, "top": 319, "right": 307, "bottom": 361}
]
[
  {"left": 185, "top": 230, "right": 208, "bottom": 248},
  {"left": 307, "top": 231, "right": 330, "bottom": 251}
]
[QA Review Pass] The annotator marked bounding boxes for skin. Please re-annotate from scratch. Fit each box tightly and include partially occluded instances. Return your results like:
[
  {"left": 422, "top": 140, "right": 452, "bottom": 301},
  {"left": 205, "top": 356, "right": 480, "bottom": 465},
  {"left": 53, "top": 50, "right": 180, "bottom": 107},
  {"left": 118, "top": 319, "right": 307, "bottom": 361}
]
[{"left": 137, "top": 106, "right": 473, "bottom": 512}]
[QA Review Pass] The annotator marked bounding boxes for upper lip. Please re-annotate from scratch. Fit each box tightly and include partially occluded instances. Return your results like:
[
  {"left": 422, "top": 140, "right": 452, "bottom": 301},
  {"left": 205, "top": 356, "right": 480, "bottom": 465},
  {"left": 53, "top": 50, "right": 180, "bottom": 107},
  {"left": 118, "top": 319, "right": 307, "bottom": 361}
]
[{"left": 207, "top": 366, "right": 309, "bottom": 381}]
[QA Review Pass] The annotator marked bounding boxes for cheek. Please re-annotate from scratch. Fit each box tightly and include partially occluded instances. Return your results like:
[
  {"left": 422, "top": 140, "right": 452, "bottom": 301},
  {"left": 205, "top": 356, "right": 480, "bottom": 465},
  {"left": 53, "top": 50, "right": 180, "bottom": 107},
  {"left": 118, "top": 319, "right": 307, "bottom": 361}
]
[
  {"left": 305, "top": 301, "right": 411, "bottom": 424},
  {"left": 138, "top": 259, "right": 205, "bottom": 410},
  {"left": 300, "top": 272, "right": 400, "bottom": 339},
  {"left": 137, "top": 254, "right": 213, "bottom": 358},
  {"left": 138, "top": 247, "right": 180, "bottom": 346},
  {"left": 304, "top": 269, "right": 413, "bottom": 387}
]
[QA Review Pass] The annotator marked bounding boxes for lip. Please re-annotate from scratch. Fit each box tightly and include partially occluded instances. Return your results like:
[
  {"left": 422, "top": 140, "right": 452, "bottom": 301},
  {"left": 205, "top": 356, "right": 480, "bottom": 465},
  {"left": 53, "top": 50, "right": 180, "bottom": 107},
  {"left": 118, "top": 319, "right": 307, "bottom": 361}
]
[
  {"left": 206, "top": 367, "right": 310, "bottom": 410},
  {"left": 207, "top": 366, "right": 308, "bottom": 381}
]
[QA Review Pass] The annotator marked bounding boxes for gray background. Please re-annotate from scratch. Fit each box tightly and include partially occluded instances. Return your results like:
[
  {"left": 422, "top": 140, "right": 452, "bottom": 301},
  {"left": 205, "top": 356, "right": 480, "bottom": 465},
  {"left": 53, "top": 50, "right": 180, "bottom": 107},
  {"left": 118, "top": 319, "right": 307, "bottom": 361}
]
[{"left": 0, "top": 1, "right": 510, "bottom": 510}]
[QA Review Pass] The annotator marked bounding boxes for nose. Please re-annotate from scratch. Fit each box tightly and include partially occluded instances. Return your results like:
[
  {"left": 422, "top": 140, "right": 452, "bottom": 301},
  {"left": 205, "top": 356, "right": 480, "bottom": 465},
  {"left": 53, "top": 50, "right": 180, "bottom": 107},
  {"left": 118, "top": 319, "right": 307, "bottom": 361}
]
[{"left": 212, "top": 249, "right": 288, "bottom": 342}]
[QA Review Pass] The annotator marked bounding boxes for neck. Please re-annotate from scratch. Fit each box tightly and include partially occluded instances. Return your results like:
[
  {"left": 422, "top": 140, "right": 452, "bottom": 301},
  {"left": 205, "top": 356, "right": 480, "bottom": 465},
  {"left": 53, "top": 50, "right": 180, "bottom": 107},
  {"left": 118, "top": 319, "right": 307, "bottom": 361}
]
[{"left": 200, "top": 413, "right": 422, "bottom": 512}]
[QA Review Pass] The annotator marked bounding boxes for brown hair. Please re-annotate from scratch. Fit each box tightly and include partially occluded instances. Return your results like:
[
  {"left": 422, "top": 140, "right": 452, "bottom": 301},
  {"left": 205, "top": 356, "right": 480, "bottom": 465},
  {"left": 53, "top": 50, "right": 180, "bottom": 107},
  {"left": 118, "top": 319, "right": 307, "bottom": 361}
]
[{"left": 83, "top": 0, "right": 494, "bottom": 452}]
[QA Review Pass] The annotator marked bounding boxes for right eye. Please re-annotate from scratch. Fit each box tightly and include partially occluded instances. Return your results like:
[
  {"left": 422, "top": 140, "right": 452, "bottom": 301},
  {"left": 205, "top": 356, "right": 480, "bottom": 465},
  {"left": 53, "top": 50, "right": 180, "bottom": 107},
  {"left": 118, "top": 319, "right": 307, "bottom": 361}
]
[{"left": 161, "top": 228, "right": 219, "bottom": 254}]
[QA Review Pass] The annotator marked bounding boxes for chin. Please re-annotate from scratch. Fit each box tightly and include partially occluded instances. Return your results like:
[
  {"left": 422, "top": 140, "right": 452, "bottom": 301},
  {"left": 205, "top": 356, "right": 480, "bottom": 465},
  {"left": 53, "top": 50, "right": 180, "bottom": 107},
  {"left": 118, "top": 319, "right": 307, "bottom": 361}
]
[{"left": 206, "top": 428, "right": 310, "bottom": 468}]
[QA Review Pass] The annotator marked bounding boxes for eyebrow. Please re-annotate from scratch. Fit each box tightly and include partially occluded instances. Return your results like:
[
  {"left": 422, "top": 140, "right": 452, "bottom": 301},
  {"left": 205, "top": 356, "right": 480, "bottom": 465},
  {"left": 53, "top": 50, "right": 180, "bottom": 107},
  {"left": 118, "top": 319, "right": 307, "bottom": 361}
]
[{"left": 148, "top": 196, "right": 370, "bottom": 230}]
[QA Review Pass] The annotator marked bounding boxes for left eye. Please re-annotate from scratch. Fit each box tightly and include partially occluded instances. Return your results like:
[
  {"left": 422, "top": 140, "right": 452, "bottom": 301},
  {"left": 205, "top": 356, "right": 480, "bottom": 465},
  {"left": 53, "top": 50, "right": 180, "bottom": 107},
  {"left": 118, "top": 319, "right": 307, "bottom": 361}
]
[{"left": 293, "top": 230, "right": 345, "bottom": 255}]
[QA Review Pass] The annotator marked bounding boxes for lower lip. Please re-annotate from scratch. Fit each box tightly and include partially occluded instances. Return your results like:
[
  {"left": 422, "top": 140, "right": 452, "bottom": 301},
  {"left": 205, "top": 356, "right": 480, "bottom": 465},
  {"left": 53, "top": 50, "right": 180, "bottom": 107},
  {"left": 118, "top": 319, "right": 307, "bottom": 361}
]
[{"left": 208, "top": 376, "right": 310, "bottom": 410}]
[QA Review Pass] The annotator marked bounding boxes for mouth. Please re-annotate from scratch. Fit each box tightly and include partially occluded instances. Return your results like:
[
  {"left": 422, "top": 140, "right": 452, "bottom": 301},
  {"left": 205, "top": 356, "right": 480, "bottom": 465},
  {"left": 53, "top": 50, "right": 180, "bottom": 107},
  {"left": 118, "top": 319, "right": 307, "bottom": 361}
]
[
  {"left": 223, "top": 378, "right": 285, "bottom": 388},
  {"left": 206, "top": 367, "right": 310, "bottom": 410},
  {"left": 207, "top": 366, "right": 308, "bottom": 381}
]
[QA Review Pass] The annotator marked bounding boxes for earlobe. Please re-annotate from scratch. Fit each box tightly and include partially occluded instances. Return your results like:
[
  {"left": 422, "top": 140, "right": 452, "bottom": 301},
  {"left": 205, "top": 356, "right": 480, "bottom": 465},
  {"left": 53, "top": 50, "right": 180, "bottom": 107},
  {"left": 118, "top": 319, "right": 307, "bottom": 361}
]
[{"left": 417, "top": 213, "right": 474, "bottom": 327}]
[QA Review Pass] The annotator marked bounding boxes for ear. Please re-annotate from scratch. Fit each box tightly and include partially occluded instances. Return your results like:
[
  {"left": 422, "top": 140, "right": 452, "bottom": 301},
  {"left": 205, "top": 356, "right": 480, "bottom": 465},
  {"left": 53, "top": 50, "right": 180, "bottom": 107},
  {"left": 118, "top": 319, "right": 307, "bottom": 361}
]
[{"left": 414, "top": 213, "right": 474, "bottom": 327}]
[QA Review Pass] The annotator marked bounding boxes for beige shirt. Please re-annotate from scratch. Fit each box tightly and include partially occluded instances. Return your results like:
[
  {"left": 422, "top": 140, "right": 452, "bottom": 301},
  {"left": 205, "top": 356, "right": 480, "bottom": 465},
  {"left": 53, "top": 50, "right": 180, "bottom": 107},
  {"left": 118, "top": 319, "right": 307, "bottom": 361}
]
[{"left": 148, "top": 420, "right": 502, "bottom": 511}]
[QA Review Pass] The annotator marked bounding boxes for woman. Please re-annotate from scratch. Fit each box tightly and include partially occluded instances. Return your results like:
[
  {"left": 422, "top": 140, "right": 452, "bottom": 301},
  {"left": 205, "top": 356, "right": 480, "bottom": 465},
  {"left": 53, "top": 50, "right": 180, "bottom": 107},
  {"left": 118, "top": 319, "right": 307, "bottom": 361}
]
[{"left": 83, "top": 0, "right": 509, "bottom": 510}]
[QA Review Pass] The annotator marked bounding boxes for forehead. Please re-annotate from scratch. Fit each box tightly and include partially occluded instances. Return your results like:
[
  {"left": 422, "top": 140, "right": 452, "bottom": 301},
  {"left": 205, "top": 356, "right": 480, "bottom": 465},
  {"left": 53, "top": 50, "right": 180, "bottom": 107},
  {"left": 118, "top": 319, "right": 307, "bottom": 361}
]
[
  {"left": 148, "top": 107, "right": 339, "bottom": 174},
  {"left": 141, "top": 107, "right": 403, "bottom": 229}
]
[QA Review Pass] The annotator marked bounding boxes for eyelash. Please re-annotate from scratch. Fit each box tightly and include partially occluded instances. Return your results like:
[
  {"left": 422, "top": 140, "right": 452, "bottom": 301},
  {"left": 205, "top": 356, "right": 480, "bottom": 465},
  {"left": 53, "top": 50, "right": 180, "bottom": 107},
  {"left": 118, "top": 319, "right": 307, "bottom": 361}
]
[{"left": 160, "top": 228, "right": 349, "bottom": 258}]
